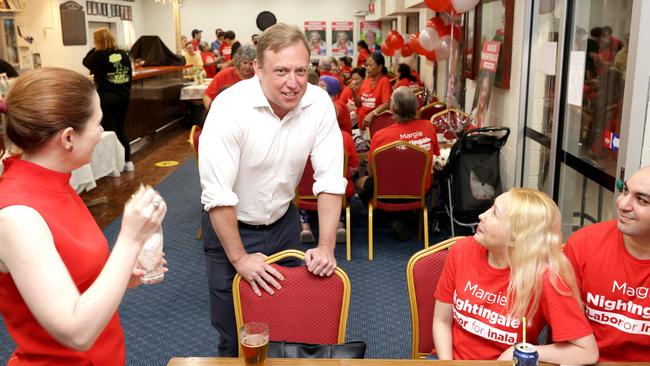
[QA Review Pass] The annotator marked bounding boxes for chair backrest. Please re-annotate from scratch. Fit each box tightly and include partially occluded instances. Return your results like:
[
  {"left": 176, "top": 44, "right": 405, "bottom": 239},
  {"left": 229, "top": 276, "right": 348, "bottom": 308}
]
[
  {"left": 233, "top": 250, "right": 351, "bottom": 356},
  {"left": 189, "top": 124, "right": 202, "bottom": 160},
  {"left": 370, "top": 141, "right": 429, "bottom": 203},
  {"left": 418, "top": 101, "right": 446, "bottom": 121},
  {"left": 406, "top": 237, "right": 462, "bottom": 358},
  {"left": 368, "top": 110, "right": 396, "bottom": 139},
  {"left": 430, "top": 108, "right": 471, "bottom": 141},
  {"left": 294, "top": 154, "right": 349, "bottom": 211}
]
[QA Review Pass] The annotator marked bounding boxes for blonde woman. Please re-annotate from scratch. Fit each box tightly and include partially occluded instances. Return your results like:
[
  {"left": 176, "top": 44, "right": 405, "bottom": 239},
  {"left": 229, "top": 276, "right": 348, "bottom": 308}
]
[
  {"left": 433, "top": 188, "right": 598, "bottom": 363},
  {"left": 82, "top": 28, "right": 134, "bottom": 172}
]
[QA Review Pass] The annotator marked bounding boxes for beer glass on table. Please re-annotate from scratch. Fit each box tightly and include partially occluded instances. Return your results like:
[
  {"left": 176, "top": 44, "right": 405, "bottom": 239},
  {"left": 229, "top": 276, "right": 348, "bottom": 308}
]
[{"left": 240, "top": 322, "right": 269, "bottom": 365}]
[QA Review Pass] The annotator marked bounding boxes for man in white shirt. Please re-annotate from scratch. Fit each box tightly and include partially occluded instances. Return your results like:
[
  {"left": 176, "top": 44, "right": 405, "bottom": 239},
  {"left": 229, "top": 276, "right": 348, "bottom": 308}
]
[{"left": 198, "top": 23, "right": 347, "bottom": 357}]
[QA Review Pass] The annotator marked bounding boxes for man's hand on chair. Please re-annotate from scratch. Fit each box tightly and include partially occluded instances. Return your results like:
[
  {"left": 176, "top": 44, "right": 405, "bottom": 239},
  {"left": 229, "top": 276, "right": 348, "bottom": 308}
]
[
  {"left": 233, "top": 253, "right": 284, "bottom": 296},
  {"left": 305, "top": 246, "right": 337, "bottom": 277}
]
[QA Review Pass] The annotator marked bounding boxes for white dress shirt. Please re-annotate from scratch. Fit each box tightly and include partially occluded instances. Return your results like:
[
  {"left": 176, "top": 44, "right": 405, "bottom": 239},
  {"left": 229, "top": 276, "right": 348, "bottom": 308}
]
[{"left": 199, "top": 75, "right": 347, "bottom": 225}]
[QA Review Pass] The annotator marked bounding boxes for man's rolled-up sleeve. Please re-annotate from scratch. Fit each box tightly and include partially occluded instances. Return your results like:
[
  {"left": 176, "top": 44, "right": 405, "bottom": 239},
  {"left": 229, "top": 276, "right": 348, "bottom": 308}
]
[
  {"left": 311, "top": 99, "right": 347, "bottom": 196},
  {"left": 199, "top": 100, "right": 241, "bottom": 212}
]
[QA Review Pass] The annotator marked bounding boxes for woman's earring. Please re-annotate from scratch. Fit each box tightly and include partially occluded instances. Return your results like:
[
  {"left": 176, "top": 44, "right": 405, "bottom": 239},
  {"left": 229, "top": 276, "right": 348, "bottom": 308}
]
[{"left": 67, "top": 145, "right": 74, "bottom": 152}]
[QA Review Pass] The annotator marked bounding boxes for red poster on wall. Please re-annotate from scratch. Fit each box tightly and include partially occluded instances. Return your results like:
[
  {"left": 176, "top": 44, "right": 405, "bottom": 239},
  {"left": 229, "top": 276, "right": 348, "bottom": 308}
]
[
  {"left": 360, "top": 21, "right": 381, "bottom": 54},
  {"left": 331, "top": 21, "right": 353, "bottom": 56},
  {"left": 470, "top": 41, "right": 501, "bottom": 128},
  {"left": 305, "top": 21, "right": 327, "bottom": 56}
]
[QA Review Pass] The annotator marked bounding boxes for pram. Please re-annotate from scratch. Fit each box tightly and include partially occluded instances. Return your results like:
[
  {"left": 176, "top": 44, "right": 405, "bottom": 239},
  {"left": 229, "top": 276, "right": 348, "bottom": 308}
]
[{"left": 441, "top": 126, "right": 510, "bottom": 236}]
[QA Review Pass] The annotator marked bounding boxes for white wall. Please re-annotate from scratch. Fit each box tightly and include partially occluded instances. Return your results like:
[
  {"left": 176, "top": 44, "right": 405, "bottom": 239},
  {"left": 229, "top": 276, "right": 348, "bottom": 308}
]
[
  {"left": 143, "top": 0, "right": 367, "bottom": 57},
  {"left": 461, "top": 0, "right": 526, "bottom": 189},
  {"left": 16, "top": 0, "right": 144, "bottom": 74}
]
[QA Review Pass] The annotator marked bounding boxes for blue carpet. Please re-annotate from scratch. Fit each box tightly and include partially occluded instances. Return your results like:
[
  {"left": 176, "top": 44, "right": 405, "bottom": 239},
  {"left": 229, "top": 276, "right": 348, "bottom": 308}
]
[{"left": 0, "top": 158, "right": 451, "bottom": 364}]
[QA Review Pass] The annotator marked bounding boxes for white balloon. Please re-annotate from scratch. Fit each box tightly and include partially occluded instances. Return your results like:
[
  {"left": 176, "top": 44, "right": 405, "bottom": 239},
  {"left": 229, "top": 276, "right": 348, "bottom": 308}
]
[
  {"left": 419, "top": 27, "right": 441, "bottom": 52},
  {"left": 450, "top": 0, "right": 480, "bottom": 13},
  {"left": 434, "top": 42, "right": 451, "bottom": 61}
]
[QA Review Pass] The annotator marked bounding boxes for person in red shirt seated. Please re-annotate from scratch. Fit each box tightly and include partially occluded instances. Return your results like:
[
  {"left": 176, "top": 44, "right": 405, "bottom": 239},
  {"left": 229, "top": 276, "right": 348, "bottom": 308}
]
[
  {"left": 203, "top": 44, "right": 256, "bottom": 109},
  {"left": 0, "top": 67, "right": 167, "bottom": 366},
  {"left": 355, "top": 86, "right": 439, "bottom": 204},
  {"left": 356, "top": 40, "right": 371, "bottom": 68},
  {"left": 565, "top": 166, "right": 650, "bottom": 362},
  {"left": 357, "top": 53, "right": 392, "bottom": 129},
  {"left": 433, "top": 188, "right": 598, "bottom": 363},
  {"left": 354, "top": 86, "right": 439, "bottom": 241},
  {"left": 199, "top": 42, "right": 218, "bottom": 78},
  {"left": 338, "top": 67, "right": 365, "bottom": 127},
  {"left": 393, "top": 63, "right": 420, "bottom": 91},
  {"left": 300, "top": 75, "right": 358, "bottom": 244}
]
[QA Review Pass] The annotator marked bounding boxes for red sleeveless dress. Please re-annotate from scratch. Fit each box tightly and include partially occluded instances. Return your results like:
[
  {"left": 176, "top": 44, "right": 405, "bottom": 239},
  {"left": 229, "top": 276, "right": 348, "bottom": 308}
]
[{"left": 0, "top": 157, "right": 125, "bottom": 365}]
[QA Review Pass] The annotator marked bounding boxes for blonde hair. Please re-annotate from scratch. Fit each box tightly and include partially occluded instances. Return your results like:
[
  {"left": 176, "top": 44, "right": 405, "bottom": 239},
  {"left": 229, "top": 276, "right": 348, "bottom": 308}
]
[
  {"left": 503, "top": 188, "right": 580, "bottom": 321},
  {"left": 256, "top": 23, "right": 309, "bottom": 66},
  {"left": 93, "top": 28, "right": 117, "bottom": 50}
]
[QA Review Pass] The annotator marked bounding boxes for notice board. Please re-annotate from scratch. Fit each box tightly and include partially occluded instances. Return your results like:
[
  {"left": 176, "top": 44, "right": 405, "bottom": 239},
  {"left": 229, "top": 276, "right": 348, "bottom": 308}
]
[{"left": 60, "top": 1, "right": 87, "bottom": 46}]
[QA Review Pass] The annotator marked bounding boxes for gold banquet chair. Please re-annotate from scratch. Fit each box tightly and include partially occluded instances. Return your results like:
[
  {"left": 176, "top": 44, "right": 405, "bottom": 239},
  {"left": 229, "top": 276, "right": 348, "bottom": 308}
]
[
  {"left": 233, "top": 250, "right": 351, "bottom": 356},
  {"left": 406, "top": 236, "right": 461, "bottom": 359},
  {"left": 368, "top": 141, "right": 430, "bottom": 260},
  {"left": 188, "top": 124, "right": 202, "bottom": 240}
]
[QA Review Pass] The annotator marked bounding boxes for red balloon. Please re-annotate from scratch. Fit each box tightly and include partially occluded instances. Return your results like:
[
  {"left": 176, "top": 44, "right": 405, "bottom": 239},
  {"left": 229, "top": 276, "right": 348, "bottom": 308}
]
[
  {"left": 408, "top": 32, "right": 427, "bottom": 55},
  {"left": 439, "top": 24, "right": 462, "bottom": 41},
  {"left": 425, "top": 49, "right": 438, "bottom": 62},
  {"left": 386, "top": 31, "right": 405, "bottom": 49},
  {"left": 381, "top": 43, "right": 396, "bottom": 56},
  {"left": 424, "top": 0, "right": 453, "bottom": 12},
  {"left": 426, "top": 17, "right": 447, "bottom": 35},
  {"left": 400, "top": 44, "right": 414, "bottom": 57}
]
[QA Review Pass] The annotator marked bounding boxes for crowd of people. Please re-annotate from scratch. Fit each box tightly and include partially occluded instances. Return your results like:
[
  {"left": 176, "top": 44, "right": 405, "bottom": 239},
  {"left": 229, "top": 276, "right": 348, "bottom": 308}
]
[{"left": 0, "top": 22, "right": 648, "bottom": 365}]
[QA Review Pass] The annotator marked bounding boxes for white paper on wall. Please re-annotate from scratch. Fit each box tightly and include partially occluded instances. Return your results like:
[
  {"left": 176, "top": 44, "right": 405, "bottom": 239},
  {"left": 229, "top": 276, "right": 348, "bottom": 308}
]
[
  {"left": 539, "top": 41, "right": 557, "bottom": 76},
  {"left": 567, "top": 51, "right": 586, "bottom": 106}
]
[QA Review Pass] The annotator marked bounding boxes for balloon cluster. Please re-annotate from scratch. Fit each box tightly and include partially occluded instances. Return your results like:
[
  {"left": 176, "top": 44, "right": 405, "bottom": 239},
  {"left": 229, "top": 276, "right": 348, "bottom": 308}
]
[{"left": 379, "top": 0, "right": 478, "bottom": 62}]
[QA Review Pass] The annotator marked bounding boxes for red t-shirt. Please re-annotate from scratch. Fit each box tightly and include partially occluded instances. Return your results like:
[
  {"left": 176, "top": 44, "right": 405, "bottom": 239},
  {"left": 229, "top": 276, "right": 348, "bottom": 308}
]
[
  {"left": 357, "top": 76, "right": 392, "bottom": 126},
  {"left": 357, "top": 49, "right": 370, "bottom": 67},
  {"left": 334, "top": 99, "right": 351, "bottom": 134},
  {"left": 220, "top": 43, "right": 232, "bottom": 61},
  {"left": 201, "top": 51, "right": 217, "bottom": 78},
  {"left": 204, "top": 66, "right": 241, "bottom": 101},
  {"left": 338, "top": 86, "right": 354, "bottom": 106},
  {"left": 393, "top": 78, "right": 421, "bottom": 90},
  {"left": 369, "top": 119, "right": 440, "bottom": 190},
  {"left": 191, "top": 38, "right": 200, "bottom": 51},
  {"left": 340, "top": 65, "right": 352, "bottom": 81},
  {"left": 435, "top": 237, "right": 593, "bottom": 360},
  {"left": 565, "top": 220, "right": 650, "bottom": 361},
  {"left": 342, "top": 131, "right": 359, "bottom": 198}
]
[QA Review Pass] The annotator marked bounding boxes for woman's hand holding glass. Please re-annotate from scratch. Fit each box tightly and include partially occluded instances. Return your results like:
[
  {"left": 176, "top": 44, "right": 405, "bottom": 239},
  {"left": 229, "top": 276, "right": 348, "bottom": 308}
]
[{"left": 120, "top": 185, "right": 166, "bottom": 247}]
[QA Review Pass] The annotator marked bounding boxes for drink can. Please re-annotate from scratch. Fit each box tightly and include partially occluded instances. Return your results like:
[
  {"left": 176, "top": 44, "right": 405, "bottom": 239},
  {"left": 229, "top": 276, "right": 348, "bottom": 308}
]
[{"left": 513, "top": 342, "right": 538, "bottom": 366}]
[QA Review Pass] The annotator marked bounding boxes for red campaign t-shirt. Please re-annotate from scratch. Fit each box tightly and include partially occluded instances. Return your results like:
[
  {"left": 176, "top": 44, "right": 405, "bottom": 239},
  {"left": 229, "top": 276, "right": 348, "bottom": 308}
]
[
  {"left": 565, "top": 220, "right": 650, "bottom": 361},
  {"left": 357, "top": 48, "right": 370, "bottom": 67},
  {"left": 393, "top": 78, "right": 421, "bottom": 91},
  {"left": 357, "top": 76, "right": 392, "bottom": 126},
  {"left": 201, "top": 51, "right": 217, "bottom": 78},
  {"left": 220, "top": 43, "right": 232, "bottom": 61},
  {"left": 204, "top": 66, "right": 241, "bottom": 101},
  {"left": 435, "top": 237, "right": 593, "bottom": 360},
  {"left": 340, "top": 65, "right": 352, "bottom": 81},
  {"left": 338, "top": 86, "right": 354, "bottom": 106},
  {"left": 369, "top": 119, "right": 440, "bottom": 190},
  {"left": 342, "top": 131, "right": 359, "bottom": 198},
  {"left": 334, "top": 99, "right": 352, "bottom": 134}
]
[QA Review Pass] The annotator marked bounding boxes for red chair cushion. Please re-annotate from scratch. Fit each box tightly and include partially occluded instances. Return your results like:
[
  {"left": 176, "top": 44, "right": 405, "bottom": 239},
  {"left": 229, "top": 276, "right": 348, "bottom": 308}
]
[
  {"left": 369, "top": 113, "right": 396, "bottom": 138},
  {"left": 412, "top": 250, "right": 449, "bottom": 354},
  {"left": 238, "top": 264, "right": 345, "bottom": 344}
]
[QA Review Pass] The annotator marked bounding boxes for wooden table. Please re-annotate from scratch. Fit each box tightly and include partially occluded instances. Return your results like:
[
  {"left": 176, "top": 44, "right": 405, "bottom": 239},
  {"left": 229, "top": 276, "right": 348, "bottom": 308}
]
[
  {"left": 167, "top": 359, "right": 511, "bottom": 366},
  {"left": 167, "top": 358, "right": 650, "bottom": 366}
]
